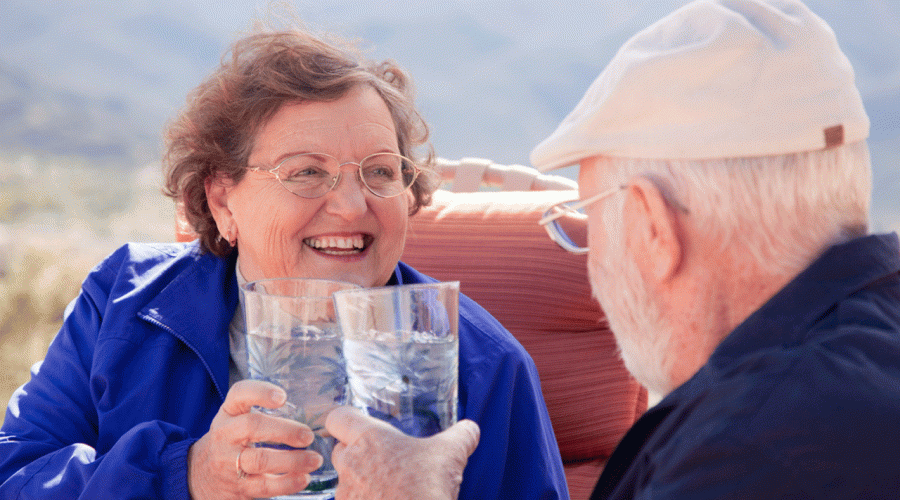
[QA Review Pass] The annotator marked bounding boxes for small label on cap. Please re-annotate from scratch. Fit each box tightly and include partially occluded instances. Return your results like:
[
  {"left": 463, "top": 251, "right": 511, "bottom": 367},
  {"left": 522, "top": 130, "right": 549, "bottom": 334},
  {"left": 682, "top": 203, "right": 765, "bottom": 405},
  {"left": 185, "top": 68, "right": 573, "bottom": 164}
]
[{"left": 824, "top": 125, "right": 844, "bottom": 148}]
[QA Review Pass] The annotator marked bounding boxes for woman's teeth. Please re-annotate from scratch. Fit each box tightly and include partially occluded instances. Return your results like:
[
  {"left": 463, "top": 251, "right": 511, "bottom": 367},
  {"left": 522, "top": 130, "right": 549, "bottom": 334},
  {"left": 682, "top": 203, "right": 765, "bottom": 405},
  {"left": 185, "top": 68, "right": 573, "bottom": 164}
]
[{"left": 305, "top": 235, "right": 366, "bottom": 254}]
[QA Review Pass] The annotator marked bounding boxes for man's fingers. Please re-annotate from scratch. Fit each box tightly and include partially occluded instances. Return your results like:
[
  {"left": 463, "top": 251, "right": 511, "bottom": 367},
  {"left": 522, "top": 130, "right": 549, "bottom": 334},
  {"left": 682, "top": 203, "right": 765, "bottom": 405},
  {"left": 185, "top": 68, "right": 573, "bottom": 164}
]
[
  {"left": 434, "top": 419, "right": 480, "bottom": 458},
  {"left": 326, "top": 405, "right": 394, "bottom": 444},
  {"left": 327, "top": 406, "right": 480, "bottom": 459},
  {"left": 221, "top": 379, "right": 287, "bottom": 417}
]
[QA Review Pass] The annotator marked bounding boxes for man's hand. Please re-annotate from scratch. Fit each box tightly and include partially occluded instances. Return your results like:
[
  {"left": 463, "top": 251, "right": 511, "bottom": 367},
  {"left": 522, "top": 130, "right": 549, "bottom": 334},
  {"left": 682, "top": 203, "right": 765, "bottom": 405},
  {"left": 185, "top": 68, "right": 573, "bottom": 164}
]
[{"left": 325, "top": 406, "right": 480, "bottom": 500}]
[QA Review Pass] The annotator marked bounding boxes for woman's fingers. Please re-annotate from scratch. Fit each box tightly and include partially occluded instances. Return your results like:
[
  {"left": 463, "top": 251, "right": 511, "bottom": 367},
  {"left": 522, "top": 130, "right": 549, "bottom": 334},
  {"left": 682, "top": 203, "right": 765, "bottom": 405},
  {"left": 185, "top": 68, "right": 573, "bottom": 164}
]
[
  {"left": 235, "top": 410, "right": 315, "bottom": 449},
  {"left": 239, "top": 471, "right": 312, "bottom": 499},
  {"left": 238, "top": 444, "right": 323, "bottom": 476},
  {"left": 212, "top": 380, "right": 314, "bottom": 448},
  {"left": 188, "top": 380, "right": 324, "bottom": 500},
  {"left": 220, "top": 379, "right": 287, "bottom": 417}
]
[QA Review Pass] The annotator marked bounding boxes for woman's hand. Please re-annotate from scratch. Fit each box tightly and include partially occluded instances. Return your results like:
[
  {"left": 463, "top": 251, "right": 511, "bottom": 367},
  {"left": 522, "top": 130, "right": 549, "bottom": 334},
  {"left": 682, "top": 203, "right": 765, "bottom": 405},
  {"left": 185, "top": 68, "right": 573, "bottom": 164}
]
[
  {"left": 187, "top": 380, "right": 323, "bottom": 500},
  {"left": 325, "top": 406, "right": 480, "bottom": 500}
]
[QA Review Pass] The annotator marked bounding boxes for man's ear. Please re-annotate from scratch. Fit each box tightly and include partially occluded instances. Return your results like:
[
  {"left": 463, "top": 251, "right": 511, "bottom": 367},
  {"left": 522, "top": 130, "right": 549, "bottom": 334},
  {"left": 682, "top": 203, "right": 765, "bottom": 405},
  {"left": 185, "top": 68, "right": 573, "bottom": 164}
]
[
  {"left": 623, "top": 176, "right": 684, "bottom": 283},
  {"left": 205, "top": 175, "right": 235, "bottom": 236}
]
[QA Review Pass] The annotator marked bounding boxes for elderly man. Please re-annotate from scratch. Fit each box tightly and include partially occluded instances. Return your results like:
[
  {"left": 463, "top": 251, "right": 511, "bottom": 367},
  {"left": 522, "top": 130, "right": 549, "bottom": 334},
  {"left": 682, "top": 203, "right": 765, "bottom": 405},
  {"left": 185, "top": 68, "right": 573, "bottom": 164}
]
[{"left": 326, "top": 0, "right": 900, "bottom": 498}]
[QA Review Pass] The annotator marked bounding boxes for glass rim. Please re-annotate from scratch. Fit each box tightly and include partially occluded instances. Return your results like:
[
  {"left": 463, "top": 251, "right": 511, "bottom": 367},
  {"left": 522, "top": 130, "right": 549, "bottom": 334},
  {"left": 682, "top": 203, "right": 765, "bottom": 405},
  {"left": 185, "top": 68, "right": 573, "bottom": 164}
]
[
  {"left": 332, "top": 280, "right": 461, "bottom": 299},
  {"left": 241, "top": 277, "right": 361, "bottom": 297}
]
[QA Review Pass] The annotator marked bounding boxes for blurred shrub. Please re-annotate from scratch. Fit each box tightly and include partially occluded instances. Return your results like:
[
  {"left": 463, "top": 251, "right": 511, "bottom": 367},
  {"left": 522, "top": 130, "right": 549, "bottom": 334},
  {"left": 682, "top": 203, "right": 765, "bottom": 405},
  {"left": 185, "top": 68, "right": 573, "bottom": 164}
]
[
  {"left": 0, "top": 238, "right": 100, "bottom": 422},
  {"left": 0, "top": 152, "right": 174, "bottom": 425}
]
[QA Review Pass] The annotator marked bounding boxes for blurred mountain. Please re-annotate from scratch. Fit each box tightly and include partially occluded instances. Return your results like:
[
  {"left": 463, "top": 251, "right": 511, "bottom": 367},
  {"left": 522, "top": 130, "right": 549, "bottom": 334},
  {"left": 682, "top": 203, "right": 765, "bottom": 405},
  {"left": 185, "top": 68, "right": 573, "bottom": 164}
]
[
  {"left": 0, "top": 0, "right": 897, "bottom": 228},
  {"left": 0, "top": 64, "right": 157, "bottom": 164},
  {"left": 0, "top": 0, "right": 223, "bottom": 166}
]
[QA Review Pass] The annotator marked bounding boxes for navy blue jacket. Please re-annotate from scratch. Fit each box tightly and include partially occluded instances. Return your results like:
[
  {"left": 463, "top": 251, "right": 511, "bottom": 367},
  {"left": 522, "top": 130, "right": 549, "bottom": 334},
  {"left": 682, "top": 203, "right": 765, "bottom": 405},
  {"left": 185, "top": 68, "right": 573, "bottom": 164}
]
[
  {"left": 0, "top": 241, "right": 568, "bottom": 500},
  {"left": 592, "top": 233, "right": 900, "bottom": 499}
]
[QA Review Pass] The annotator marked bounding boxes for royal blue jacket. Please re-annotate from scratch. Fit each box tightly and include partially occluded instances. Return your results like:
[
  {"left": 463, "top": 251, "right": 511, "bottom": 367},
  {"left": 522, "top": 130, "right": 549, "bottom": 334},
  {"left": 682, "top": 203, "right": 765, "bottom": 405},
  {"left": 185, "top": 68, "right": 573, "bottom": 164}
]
[
  {"left": 591, "top": 233, "right": 900, "bottom": 499},
  {"left": 0, "top": 241, "right": 568, "bottom": 500}
]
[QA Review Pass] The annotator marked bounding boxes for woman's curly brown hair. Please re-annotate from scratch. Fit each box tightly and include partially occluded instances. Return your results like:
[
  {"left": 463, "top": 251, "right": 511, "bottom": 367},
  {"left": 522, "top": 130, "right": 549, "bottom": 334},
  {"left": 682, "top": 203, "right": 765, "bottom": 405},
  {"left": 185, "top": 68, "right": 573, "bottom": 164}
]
[{"left": 163, "top": 26, "right": 438, "bottom": 256}]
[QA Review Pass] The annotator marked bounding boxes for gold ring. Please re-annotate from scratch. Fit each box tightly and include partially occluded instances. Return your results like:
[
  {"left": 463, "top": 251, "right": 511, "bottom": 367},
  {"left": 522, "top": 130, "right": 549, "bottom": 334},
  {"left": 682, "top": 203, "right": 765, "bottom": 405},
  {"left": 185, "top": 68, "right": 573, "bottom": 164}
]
[{"left": 236, "top": 449, "right": 248, "bottom": 480}]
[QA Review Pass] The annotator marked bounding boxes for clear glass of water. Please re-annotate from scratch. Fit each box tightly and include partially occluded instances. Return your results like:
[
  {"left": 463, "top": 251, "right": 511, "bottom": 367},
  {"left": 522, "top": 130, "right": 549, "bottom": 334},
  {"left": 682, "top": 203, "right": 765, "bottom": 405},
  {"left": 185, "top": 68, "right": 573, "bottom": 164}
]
[
  {"left": 332, "top": 281, "right": 460, "bottom": 437},
  {"left": 241, "top": 278, "right": 361, "bottom": 500}
]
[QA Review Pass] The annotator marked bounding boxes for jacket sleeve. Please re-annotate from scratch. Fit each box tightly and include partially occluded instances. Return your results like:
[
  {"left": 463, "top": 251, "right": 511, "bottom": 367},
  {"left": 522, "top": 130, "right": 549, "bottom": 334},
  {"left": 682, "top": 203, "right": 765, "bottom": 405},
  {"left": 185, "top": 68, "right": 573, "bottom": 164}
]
[
  {"left": 456, "top": 312, "right": 570, "bottom": 500},
  {"left": 0, "top": 260, "right": 196, "bottom": 500}
]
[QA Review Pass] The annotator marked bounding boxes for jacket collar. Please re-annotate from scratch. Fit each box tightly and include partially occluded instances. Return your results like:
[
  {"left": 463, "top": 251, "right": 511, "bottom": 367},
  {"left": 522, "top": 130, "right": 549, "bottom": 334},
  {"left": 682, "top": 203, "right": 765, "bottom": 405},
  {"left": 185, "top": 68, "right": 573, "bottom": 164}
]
[
  {"left": 711, "top": 232, "right": 900, "bottom": 370},
  {"left": 651, "top": 232, "right": 900, "bottom": 417},
  {"left": 139, "top": 243, "right": 239, "bottom": 401}
]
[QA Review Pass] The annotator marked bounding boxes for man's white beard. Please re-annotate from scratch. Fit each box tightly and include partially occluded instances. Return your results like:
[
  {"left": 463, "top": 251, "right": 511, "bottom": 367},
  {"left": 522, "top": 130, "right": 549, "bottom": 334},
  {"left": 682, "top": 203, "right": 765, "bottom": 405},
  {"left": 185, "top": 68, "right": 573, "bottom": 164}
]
[{"left": 589, "top": 243, "right": 677, "bottom": 397}]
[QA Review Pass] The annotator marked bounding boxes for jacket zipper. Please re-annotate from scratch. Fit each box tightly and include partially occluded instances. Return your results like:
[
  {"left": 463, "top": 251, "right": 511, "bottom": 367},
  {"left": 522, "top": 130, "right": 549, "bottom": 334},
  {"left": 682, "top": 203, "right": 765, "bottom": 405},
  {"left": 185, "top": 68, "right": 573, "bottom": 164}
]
[{"left": 139, "top": 313, "right": 227, "bottom": 402}]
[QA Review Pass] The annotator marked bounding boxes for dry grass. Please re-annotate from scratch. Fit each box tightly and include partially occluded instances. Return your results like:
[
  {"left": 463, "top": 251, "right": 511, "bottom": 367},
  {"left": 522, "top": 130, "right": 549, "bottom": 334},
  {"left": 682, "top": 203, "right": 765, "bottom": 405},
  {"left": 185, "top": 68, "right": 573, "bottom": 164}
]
[
  {"left": 0, "top": 153, "right": 174, "bottom": 425},
  {"left": 0, "top": 238, "right": 101, "bottom": 415}
]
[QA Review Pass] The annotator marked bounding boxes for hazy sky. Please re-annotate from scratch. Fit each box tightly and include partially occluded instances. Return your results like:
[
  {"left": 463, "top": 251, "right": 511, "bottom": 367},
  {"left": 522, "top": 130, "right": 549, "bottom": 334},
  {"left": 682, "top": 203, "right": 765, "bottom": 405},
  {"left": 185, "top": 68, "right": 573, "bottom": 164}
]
[
  {"left": 2, "top": 1, "right": 897, "bottom": 210},
  {"left": 0, "top": 0, "right": 897, "bottom": 232}
]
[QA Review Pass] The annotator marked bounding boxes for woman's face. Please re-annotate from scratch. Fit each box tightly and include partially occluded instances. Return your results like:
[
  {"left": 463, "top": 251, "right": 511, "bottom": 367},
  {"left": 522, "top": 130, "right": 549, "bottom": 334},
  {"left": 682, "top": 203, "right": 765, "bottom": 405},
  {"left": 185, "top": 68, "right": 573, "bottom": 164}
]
[{"left": 207, "top": 85, "right": 410, "bottom": 287}]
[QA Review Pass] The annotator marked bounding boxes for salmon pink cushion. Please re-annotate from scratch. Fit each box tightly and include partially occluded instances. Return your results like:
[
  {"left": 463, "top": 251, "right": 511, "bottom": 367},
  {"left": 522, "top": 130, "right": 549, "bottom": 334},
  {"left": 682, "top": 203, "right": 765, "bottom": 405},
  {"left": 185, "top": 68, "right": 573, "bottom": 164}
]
[{"left": 401, "top": 189, "right": 647, "bottom": 467}]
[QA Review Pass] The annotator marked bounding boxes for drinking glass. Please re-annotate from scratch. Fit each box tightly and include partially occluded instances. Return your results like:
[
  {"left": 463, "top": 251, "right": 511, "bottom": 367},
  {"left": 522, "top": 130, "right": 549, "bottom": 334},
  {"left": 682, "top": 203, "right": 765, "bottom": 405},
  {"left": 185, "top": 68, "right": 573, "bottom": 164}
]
[
  {"left": 333, "top": 281, "right": 459, "bottom": 437},
  {"left": 241, "top": 278, "right": 360, "bottom": 500}
]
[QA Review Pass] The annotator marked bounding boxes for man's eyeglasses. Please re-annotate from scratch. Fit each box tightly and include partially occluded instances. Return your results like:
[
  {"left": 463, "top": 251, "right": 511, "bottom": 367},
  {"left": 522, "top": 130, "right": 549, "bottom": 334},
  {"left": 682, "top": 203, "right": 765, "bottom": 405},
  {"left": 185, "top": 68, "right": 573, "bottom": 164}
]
[
  {"left": 539, "top": 185, "right": 626, "bottom": 254},
  {"left": 250, "top": 152, "right": 420, "bottom": 199}
]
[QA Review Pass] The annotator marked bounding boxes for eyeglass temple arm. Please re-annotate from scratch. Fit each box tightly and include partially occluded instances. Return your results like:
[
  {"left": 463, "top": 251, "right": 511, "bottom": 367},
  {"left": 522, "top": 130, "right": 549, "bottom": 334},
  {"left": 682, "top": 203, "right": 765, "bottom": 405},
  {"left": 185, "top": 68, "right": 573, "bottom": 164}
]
[{"left": 538, "top": 184, "right": 626, "bottom": 226}]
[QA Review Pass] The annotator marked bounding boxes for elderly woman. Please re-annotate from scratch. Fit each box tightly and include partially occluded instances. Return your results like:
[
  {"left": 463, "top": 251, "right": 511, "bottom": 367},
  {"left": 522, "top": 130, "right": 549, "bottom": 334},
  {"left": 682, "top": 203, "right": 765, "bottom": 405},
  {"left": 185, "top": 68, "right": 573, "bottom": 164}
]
[{"left": 0, "top": 24, "right": 567, "bottom": 500}]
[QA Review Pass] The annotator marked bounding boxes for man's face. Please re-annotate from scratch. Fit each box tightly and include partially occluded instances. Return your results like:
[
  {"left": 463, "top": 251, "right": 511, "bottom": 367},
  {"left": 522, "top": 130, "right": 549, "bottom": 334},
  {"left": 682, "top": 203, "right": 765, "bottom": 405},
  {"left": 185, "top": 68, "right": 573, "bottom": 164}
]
[{"left": 579, "top": 158, "right": 677, "bottom": 396}]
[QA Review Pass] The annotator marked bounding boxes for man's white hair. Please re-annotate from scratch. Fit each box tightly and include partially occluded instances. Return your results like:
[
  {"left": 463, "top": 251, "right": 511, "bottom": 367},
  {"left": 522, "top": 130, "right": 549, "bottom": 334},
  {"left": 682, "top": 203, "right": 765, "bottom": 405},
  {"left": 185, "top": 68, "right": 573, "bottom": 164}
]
[{"left": 599, "top": 141, "right": 871, "bottom": 276}]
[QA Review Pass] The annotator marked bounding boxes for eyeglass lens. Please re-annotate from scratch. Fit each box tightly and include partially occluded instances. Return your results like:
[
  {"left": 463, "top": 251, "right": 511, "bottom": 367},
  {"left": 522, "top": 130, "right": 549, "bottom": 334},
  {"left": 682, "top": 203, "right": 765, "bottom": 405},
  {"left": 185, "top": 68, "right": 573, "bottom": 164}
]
[
  {"left": 545, "top": 202, "right": 589, "bottom": 253},
  {"left": 274, "top": 153, "right": 417, "bottom": 198}
]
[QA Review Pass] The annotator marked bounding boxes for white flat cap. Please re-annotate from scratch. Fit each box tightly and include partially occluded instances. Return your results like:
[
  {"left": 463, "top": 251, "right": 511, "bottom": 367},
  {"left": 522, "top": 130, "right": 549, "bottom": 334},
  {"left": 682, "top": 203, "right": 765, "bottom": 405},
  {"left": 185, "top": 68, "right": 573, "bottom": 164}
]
[{"left": 531, "top": 0, "right": 869, "bottom": 172}]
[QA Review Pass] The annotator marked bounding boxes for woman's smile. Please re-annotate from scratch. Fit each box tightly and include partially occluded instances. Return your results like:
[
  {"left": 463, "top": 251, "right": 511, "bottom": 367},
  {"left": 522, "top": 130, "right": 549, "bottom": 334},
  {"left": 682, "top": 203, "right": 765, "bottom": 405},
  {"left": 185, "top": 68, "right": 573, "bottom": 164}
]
[{"left": 303, "top": 233, "right": 373, "bottom": 256}]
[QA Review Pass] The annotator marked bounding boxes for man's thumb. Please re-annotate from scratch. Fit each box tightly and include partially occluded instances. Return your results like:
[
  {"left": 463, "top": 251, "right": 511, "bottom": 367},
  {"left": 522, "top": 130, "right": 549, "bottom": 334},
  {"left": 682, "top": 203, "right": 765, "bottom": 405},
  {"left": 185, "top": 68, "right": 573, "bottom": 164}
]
[{"left": 436, "top": 419, "right": 480, "bottom": 458}]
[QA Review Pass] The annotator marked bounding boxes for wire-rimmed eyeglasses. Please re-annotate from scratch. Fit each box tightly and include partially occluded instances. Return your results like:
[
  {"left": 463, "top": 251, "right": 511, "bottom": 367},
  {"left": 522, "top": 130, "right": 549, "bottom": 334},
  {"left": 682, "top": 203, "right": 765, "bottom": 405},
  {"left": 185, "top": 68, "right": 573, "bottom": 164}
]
[
  {"left": 250, "top": 152, "right": 420, "bottom": 199},
  {"left": 538, "top": 184, "right": 627, "bottom": 254}
]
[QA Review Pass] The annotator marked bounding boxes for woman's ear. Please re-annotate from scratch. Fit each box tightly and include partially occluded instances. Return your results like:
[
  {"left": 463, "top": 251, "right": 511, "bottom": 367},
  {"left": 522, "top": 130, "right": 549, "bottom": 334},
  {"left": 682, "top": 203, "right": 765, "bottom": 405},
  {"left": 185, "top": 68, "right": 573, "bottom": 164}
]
[
  {"left": 205, "top": 175, "right": 236, "bottom": 238},
  {"left": 623, "top": 176, "right": 684, "bottom": 283}
]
